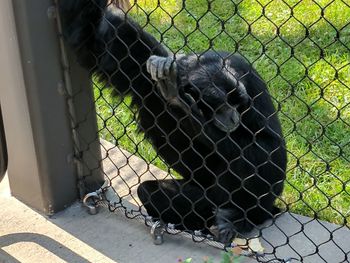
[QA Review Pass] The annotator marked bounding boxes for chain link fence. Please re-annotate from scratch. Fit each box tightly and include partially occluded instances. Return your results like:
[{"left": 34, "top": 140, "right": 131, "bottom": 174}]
[{"left": 59, "top": 0, "right": 349, "bottom": 262}]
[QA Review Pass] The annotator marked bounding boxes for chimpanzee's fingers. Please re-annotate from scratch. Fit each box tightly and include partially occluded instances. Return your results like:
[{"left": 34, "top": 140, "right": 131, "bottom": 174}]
[{"left": 156, "top": 57, "right": 167, "bottom": 79}]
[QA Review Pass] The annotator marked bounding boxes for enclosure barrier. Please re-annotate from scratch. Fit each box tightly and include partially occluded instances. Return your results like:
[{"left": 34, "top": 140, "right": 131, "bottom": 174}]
[
  {"left": 0, "top": 0, "right": 104, "bottom": 213},
  {"left": 56, "top": 0, "right": 348, "bottom": 262}
]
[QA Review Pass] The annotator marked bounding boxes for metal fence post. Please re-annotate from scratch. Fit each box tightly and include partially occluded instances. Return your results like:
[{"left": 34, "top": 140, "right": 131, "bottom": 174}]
[{"left": 0, "top": 0, "right": 104, "bottom": 214}]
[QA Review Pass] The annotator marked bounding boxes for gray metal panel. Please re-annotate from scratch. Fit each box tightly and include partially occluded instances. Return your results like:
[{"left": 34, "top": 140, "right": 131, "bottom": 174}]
[
  {"left": 0, "top": 0, "right": 46, "bottom": 211},
  {"left": 0, "top": 0, "right": 103, "bottom": 214}
]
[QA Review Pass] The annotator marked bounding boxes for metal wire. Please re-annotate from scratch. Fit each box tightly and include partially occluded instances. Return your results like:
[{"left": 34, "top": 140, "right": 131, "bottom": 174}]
[
  {"left": 84, "top": 183, "right": 294, "bottom": 262},
  {"left": 58, "top": 0, "right": 350, "bottom": 262}
]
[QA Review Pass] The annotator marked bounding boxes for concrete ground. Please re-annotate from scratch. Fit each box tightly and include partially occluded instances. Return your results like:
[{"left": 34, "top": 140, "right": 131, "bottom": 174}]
[
  {"left": 1, "top": 173, "right": 349, "bottom": 263},
  {"left": 0, "top": 175, "right": 252, "bottom": 263},
  {"left": 0, "top": 141, "right": 349, "bottom": 263}
]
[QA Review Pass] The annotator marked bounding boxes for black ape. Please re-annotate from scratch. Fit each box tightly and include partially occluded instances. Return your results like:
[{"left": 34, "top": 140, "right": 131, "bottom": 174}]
[{"left": 60, "top": 0, "right": 287, "bottom": 244}]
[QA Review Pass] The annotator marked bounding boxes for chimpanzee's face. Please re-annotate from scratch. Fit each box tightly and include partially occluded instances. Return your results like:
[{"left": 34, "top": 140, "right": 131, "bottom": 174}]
[{"left": 176, "top": 54, "right": 249, "bottom": 132}]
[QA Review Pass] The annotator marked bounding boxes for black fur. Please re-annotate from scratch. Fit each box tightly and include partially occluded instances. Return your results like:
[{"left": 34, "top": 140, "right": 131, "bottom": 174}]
[{"left": 59, "top": 0, "right": 287, "bottom": 244}]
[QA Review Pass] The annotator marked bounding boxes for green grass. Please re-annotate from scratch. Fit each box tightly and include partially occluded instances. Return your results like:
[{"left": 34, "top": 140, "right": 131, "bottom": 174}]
[{"left": 94, "top": 0, "right": 350, "bottom": 225}]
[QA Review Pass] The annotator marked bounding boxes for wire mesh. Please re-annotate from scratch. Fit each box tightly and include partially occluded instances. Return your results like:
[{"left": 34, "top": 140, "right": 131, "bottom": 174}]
[{"left": 58, "top": 0, "right": 350, "bottom": 262}]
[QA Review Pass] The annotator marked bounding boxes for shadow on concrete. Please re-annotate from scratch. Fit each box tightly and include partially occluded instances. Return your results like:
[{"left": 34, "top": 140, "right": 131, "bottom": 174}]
[
  {"left": 0, "top": 250, "right": 21, "bottom": 263},
  {"left": 0, "top": 233, "right": 89, "bottom": 263}
]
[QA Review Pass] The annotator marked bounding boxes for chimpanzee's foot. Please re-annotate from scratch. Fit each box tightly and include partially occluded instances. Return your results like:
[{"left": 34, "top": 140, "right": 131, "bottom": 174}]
[{"left": 215, "top": 208, "right": 254, "bottom": 245}]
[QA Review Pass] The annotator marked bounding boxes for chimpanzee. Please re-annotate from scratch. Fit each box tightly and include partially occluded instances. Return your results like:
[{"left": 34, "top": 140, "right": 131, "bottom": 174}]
[{"left": 59, "top": 0, "right": 287, "bottom": 244}]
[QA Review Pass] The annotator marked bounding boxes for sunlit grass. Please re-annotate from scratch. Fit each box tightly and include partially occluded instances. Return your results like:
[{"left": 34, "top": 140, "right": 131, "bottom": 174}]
[{"left": 94, "top": 0, "right": 350, "bottom": 225}]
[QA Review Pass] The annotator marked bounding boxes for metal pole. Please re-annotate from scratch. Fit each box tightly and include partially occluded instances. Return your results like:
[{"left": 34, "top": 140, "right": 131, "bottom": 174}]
[{"left": 0, "top": 0, "right": 103, "bottom": 214}]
